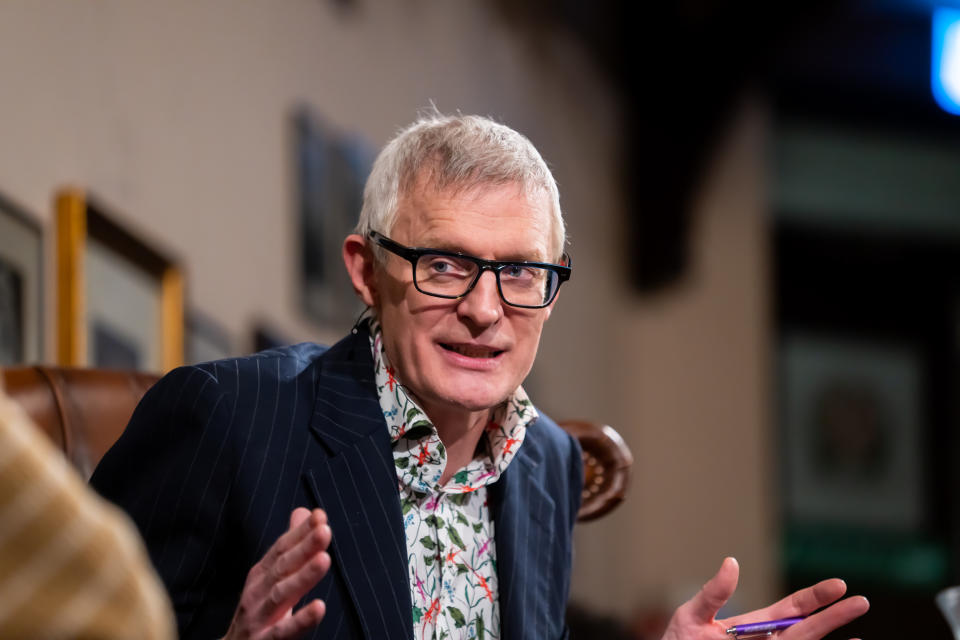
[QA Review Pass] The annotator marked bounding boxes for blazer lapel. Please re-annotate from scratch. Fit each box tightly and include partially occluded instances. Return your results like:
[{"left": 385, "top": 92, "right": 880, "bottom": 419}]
[
  {"left": 491, "top": 433, "right": 557, "bottom": 640},
  {"left": 302, "top": 329, "right": 413, "bottom": 640}
]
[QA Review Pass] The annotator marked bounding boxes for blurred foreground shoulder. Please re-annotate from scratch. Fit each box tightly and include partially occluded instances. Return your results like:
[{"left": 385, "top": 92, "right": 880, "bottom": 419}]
[{"left": 0, "top": 385, "right": 176, "bottom": 640}]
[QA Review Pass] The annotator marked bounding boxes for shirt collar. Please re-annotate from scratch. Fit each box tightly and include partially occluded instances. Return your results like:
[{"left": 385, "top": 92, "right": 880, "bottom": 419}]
[{"left": 368, "top": 317, "right": 536, "bottom": 492}]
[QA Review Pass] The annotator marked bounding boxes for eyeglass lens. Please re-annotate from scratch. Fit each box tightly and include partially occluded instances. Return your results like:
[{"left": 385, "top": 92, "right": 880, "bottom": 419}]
[{"left": 415, "top": 253, "right": 557, "bottom": 307}]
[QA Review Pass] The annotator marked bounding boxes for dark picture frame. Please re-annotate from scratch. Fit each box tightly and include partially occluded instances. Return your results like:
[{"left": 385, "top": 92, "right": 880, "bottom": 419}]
[
  {"left": 187, "top": 310, "right": 234, "bottom": 365},
  {"left": 295, "top": 107, "right": 373, "bottom": 331},
  {"left": 251, "top": 322, "right": 293, "bottom": 354},
  {"left": 780, "top": 333, "right": 925, "bottom": 532},
  {"left": 0, "top": 192, "right": 43, "bottom": 365},
  {"left": 55, "top": 188, "right": 184, "bottom": 372}
]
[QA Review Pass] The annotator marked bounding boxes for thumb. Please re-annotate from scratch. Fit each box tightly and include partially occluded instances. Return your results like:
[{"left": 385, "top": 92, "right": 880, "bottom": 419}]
[{"left": 688, "top": 557, "right": 739, "bottom": 624}]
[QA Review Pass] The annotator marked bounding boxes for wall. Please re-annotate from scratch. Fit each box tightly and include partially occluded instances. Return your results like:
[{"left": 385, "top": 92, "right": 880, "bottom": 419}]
[
  {"left": 556, "top": 98, "right": 777, "bottom": 617},
  {"left": 0, "top": 0, "right": 775, "bottom": 622}
]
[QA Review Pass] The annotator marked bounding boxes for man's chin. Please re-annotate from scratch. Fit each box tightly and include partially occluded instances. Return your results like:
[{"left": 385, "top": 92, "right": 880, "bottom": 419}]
[{"left": 426, "top": 385, "right": 514, "bottom": 415}]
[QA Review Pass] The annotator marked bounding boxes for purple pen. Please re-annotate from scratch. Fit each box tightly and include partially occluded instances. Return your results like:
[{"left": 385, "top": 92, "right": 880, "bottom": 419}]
[{"left": 726, "top": 616, "right": 805, "bottom": 638}]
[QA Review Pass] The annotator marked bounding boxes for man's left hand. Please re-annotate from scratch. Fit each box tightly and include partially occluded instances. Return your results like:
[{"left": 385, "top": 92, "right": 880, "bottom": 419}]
[{"left": 660, "top": 557, "right": 869, "bottom": 640}]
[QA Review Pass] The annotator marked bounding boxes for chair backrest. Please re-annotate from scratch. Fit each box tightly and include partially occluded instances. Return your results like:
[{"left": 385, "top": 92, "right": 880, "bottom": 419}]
[
  {"left": 1, "top": 365, "right": 631, "bottom": 521},
  {"left": 561, "top": 419, "right": 633, "bottom": 522},
  {"left": 2, "top": 366, "right": 158, "bottom": 480}
]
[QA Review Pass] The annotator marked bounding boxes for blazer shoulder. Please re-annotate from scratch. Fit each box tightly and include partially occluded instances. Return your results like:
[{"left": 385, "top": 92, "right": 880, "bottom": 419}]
[
  {"left": 187, "top": 342, "right": 330, "bottom": 384},
  {"left": 127, "top": 343, "right": 330, "bottom": 431}
]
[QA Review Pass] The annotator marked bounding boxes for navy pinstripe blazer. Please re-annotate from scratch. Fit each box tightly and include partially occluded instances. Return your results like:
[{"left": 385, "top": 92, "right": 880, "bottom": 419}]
[{"left": 91, "top": 326, "right": 583, "bottom": 640}]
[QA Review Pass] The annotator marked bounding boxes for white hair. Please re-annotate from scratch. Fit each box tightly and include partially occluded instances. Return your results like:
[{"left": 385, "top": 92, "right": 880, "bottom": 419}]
[{"left": 355, "top": 109, "right": 566, "bottom": 261}]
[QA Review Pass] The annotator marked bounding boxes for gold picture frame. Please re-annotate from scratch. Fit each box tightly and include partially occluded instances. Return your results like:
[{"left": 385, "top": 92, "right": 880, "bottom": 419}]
[{"left": 56, "top": 188, "right": 184, "bottom": 372}]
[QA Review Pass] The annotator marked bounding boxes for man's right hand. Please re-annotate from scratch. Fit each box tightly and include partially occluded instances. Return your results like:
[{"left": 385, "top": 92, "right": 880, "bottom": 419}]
[{"left": 224, "top": 508, "right": 332, "bottom": 640}]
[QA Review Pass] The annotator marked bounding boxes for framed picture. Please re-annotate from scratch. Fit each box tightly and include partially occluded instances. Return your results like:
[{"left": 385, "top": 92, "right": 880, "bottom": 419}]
[
  {"left": 780, "top": 333, "right": 925, "bottom": 532},
  {"left": 187, "top": 311, "right": 234, "bottom": 364},
  {"left": 251, "top": 322, "right": 293, "bottom": 354},
  {"left": 56, "top": 188, "right": 184, "bottom": 372},
  {"left": 0, "top": 192, "right": 43, "bottom": 365},
  {"left": 295, "top": 107, "right": 373, "bottom": 331}
]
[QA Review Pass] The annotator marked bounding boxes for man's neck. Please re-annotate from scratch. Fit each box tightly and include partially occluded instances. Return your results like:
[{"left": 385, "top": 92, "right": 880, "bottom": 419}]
[{"left": 419, "top": 401, "right": 492, "bottom": 486}]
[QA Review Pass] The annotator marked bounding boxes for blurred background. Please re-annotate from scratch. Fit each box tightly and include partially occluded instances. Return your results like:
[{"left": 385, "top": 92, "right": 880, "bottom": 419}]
[{"left": 0, "top": 1, "right": 959, "bottom": 638}]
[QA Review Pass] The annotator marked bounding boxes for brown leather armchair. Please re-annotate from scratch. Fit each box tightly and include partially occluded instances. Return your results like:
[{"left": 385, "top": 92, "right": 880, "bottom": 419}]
[{"left": 1, "top": 365, "right": 632, "bottom": 521}]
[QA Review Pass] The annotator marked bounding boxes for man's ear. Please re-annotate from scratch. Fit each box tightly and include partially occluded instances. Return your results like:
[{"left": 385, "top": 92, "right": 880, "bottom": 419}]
[{"left": 342, "top": 234, "right": 378, "bottom": 307}]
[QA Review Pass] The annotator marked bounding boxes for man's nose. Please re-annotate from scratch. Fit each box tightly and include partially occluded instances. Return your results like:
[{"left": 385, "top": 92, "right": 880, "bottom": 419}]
[{"left": 457, "top": 270, "right": 503, "bottom": 326}]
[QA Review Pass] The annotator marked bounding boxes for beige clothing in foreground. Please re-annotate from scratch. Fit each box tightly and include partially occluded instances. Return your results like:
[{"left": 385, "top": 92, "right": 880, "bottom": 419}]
[{"left": 0, "top": 384, "right": 176, "bottom": 640}]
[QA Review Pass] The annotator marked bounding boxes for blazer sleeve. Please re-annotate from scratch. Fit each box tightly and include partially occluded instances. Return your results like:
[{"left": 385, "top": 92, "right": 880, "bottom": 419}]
[{"left": 90, "top": 364, "right": 238, "bottom": 637}]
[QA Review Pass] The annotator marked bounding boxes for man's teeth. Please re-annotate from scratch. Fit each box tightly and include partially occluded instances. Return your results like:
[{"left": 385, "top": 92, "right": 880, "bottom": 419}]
[{"left": 444, "top": 344, "right": 500, "bottom": 358}]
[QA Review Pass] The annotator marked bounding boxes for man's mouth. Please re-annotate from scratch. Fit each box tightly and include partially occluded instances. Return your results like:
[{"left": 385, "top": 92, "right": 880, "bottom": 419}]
[{"left": 440, "top": 343, "right": 504, "bottom": 358}]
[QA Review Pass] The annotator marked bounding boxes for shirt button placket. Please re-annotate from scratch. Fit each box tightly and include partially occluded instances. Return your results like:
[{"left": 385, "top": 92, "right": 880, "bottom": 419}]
[{"left": 435, "top": 492, "right": 448, "bottom": 640}]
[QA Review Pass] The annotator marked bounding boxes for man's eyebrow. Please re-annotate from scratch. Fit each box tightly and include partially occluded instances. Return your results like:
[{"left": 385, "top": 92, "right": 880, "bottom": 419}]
[
  {"left": 496, "top": 252, "right": 546, "bottom": 262},
  {"left": 421, "top": 239, "right": 467, "bottom": 253},
  {"left": 416, "top": 237, "right": 547, "bottom": 262},
  {"left": 431, "top": 244, "right": 546, "bottom": 263}
]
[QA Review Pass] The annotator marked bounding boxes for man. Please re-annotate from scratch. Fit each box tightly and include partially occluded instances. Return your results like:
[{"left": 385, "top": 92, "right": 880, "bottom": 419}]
[{"left": 91, "top": 112, "right": 867, "bottom": 640}]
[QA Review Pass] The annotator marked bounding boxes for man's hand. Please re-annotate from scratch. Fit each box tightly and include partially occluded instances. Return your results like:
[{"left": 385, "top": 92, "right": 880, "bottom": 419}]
[
  {"left": 661, "top": 557, "right": 869, "bottom": 640},
  {"left": 224, "top": 508, "right": 332, "bottom": 640}
]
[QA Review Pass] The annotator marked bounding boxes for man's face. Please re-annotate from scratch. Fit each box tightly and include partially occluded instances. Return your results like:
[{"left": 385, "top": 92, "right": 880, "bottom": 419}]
[{"left": 372, "top": 179, "right": 557, "bottom": 418}]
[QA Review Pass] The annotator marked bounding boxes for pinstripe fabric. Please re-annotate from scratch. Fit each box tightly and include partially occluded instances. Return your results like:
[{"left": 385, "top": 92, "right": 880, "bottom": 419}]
[
  {"left": 91, "top": 326, "right": 582, "bottom": 640},
  {"left": 490, "top": 412, "right": 582, "bottom": 640}
]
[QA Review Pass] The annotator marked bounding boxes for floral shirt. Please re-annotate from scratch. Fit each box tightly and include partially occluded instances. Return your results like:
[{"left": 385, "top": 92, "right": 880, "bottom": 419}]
[{"left": 369, "top": 320, "right": 537, "bottom": 640}]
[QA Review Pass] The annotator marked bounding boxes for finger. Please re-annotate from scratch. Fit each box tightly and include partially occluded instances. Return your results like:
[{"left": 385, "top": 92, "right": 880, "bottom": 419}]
[
  {"left": 687, "top": 557, "right": 739, "bottom": 624},
  {"left": 289, "top": 506, "right": 313, "bottom": 529},
  {"left": 274, "top": 521, "right": 332, "bottom": 578},
  {"left": 725, "top": 579, "right": 847, "bottom": 625},
  {"left": 264, "top": 599, "right": 326, "bottom": 640},
  {"left": 259, "top": 550, "right": 332, "bottom": 627},
  {"left": 246, "top": 510, "right": 328, "bottom": 604},
  {"left": 780, "top": 596, "right": 869, "bottom": 640},
  {"left": 262, "top": 509, "right": 328, "bottom": 572}
]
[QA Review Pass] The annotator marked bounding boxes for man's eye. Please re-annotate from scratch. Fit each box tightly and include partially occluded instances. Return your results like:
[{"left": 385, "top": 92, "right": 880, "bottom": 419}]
[
  {"left": 503, "top": 265, "right": 531, "bottom": 279},
  {"left": 431, "top": 260, "right": 454, "bottom": 273},
  {"left": 424, "top": 257, "right": 467, "bottom": 275}
]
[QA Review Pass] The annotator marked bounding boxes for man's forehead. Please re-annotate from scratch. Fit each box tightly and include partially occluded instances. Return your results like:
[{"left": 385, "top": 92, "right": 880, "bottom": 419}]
[
  {"left": 392, "top": 182, "right": 554, "bottom": 257},
  {"left": 404, "top": 170, "right": 531, "bottom": 204},
  {"left": 399, "top": 169, "right": 550, "bottom": 219}
]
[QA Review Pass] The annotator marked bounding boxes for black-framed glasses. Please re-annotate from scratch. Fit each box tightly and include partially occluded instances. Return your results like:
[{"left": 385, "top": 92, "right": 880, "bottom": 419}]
[{"left": 369, "top": 230, "right": 570, "bottom": 309}]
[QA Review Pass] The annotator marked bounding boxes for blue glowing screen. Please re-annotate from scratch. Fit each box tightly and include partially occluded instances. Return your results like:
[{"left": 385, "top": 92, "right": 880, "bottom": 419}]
[{"left": 933, "top": 7, "right": 960, "bottom": 115}]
